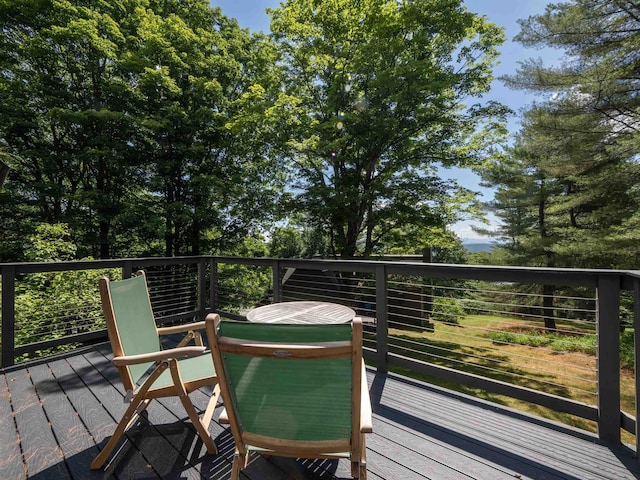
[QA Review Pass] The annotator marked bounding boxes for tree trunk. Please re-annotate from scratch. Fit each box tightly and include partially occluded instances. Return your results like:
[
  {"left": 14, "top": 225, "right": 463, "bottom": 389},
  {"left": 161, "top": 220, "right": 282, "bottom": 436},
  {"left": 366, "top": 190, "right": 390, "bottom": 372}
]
[
  {"left": 191, "top": 218, "right": 201, "bottom": 255},
  {"left": 165, "top": 216, "right": 173, "bottom": 257},
  {"left": 99, "top": 220, "right": 110, "bottom": 259}
]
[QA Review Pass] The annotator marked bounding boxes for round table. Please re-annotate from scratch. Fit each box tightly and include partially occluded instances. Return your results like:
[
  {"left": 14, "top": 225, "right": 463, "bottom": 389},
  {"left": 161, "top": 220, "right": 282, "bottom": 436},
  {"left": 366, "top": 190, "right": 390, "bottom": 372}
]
[{"left": 246, "top": 301, "right": 355, "bottom": 324}]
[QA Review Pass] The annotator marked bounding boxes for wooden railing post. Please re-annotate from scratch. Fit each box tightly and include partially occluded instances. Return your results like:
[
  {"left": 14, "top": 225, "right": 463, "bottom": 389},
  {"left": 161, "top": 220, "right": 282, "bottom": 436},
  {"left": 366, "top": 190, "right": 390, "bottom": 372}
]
[
  {"left": 123, "top": 260, "right": 133, "bottom": 279},
  {"left": 375, "top": 264, "right": 388, "bottom": 373},
  {"left": 597, "top": 274, "right": 621, "bottom": 443},
  {"left": 197, "top": 258, "right": 206, "bottom": 318},
  {"left": 633, "top": 276, "right": 640, "bottom": 457},
  {"left": 1, "top": 266, "right": 16, "bottom": 368},
  {"left": 272, "top": 260, "right": 282, "bottom": 303},
  {"left": 210, "top": 258, "right": 218, "bottom": 312}
]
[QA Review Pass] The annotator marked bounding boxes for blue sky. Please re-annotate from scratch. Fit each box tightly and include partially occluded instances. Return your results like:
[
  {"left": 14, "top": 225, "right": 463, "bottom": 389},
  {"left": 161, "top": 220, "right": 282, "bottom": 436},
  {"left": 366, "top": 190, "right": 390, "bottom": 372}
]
[{"left": 211, "top": 0, "right": 563, "bottom": 240}]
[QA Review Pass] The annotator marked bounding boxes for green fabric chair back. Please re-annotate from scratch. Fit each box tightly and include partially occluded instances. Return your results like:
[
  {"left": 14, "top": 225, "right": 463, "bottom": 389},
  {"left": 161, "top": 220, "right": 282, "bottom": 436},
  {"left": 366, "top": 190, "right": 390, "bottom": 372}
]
[
  {"left": 108, "top": 274, "right": 161, "bottom": 383},
  {"left": 217, "top": 321, "right": 353, "bottom": 442}
]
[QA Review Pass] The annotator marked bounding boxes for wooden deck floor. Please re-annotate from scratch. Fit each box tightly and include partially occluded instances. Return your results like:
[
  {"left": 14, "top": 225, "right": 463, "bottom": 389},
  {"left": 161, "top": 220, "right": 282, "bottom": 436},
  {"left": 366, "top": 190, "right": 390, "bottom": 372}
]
[{"left": 1, "top": 342, "right": 639, "bottom": 480}]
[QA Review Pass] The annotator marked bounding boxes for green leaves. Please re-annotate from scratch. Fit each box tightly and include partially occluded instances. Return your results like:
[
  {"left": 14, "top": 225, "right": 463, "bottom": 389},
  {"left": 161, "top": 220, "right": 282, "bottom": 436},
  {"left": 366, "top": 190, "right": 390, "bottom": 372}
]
[
  {"left": 270, "top": 0, "right": 507, "bottom": 256},
  {"left": 1, "top": 0, "right": 511, "bottom": 261},
  {"left": 488, "top": 0, "right": 640, "bottom": 269},
  {"left": 0, "top": 0, "right": 285, "bottom": 260}
]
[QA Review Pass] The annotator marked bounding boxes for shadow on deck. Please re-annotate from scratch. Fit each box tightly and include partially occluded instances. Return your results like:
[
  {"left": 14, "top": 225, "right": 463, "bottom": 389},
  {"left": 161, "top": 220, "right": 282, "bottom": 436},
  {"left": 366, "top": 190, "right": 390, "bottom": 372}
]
[{"left": 1, "top": 342, "right": 639, "bottom": 480}]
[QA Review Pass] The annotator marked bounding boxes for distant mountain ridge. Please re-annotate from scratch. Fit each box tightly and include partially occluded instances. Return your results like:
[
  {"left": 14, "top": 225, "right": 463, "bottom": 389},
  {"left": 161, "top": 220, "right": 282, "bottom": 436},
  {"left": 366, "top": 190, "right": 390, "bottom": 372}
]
[{"left": 461, "top": 238, "right": 495, "bottom": 252}]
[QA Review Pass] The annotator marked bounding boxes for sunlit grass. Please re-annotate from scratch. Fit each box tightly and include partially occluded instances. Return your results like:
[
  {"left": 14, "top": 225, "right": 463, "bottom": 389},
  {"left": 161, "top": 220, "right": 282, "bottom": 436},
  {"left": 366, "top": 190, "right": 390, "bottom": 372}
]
[{"left": 382, "top": 314, "right": 636, "bottom": 445}]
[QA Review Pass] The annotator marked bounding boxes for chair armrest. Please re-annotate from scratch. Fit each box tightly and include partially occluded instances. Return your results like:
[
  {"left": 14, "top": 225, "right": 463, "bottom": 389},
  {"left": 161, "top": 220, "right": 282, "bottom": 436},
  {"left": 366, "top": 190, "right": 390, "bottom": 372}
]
[
  {"left": 360, "top": 361, "right": 373, "bottom": 433},
  {"left": 112, "top": 346, "right": 206, "bottom": 366},
  {"left": 157, "top": 321, "right": 206, "bottom": 335}
]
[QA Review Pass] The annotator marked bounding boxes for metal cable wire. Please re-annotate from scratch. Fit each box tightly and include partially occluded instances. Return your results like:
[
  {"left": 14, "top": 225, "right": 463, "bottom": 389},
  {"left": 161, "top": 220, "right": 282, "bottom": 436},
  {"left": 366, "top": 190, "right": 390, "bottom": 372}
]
[
  {"left": 388, "top": 331, "right": 596, "bottom": 385},
  {"left": 390, "top": 341, "right": 597, "bottom": 398}
]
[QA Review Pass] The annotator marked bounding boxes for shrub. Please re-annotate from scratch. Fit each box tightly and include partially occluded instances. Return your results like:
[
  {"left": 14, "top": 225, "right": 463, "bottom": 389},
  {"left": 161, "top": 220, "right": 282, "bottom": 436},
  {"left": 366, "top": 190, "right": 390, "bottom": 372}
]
[{"left": 431, "top": 297, "right": 466, "bottom": 324}]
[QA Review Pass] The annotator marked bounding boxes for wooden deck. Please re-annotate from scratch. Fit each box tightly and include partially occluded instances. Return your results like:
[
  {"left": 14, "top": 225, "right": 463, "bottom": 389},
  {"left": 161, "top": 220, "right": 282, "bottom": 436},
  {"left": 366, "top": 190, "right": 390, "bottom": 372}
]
[{"left": 1, "top": 342, "right": 639, "bottom": 480}]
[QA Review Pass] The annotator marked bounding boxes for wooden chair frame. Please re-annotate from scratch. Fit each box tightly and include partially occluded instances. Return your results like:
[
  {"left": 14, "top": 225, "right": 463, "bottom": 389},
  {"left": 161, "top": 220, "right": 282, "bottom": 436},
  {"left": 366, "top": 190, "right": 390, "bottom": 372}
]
[
  {"left": 91, "top": 271, "right": 220, "bottom": 470},
  {"left": 205, "top": 314, "right": 373, "bottom": 480}
]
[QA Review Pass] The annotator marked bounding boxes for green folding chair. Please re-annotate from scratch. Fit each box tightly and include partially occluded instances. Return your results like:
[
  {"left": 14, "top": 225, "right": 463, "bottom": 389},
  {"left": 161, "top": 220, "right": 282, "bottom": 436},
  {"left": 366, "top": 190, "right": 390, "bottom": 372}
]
[
  {"left": 204, "top": 314, "right": 373, "bottom": 479},
  {"left": 91, "top": 271, "right": 220, "bottom": 470}
]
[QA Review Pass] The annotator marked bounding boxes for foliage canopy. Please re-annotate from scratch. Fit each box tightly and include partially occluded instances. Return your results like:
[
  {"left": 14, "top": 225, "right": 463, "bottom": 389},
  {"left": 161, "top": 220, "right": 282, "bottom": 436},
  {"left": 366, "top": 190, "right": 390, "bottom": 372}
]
[
  {"left": 268, "top": 0, "right": 508, "bottom": 257},
  {"left": 483, "top": 0, "right": 640, "bottom": 269}
]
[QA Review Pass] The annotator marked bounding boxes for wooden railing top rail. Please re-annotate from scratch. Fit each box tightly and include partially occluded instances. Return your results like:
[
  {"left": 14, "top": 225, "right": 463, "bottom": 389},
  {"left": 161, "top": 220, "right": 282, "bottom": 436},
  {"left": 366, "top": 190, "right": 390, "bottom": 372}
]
[
  {"left": 0, "top": 256, "right": 205, "bottom": 273},
  {"left": 214, "top": 256, "right": 633, "bottom": 289},
  {"left": 1, "top": 255, "right": 634, "bottom": 289}
]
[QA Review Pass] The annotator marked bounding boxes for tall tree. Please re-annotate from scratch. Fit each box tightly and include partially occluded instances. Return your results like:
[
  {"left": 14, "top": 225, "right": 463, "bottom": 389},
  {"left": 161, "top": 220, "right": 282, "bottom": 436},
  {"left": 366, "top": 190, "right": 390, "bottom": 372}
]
[
  {"left": 123, "top": 3, "right": 282, "bottom": 256},
  {"left": 268, "top": 0, "right": 508, "bottom": 257},
  {"left": 496, "top": 0, "right": 640, "bottom": 269},
  {"left": 0, "top": 0, "right": 282, "bottom": 260},
  {"left": 0, "top": 0, "right": 141, "bottom": 259},
  {"left": 511, "top": 0, "right": 640, "bottom": 146}
]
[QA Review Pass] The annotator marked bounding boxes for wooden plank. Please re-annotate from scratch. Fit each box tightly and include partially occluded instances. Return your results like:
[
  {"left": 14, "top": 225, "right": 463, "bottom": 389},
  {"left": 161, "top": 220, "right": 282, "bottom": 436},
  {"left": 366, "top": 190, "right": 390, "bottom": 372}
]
[
  {"left": 47, "top": 357, "right": 116, "bottom": 453},
  {"left": 384, "top": 381, "right": 595, "bottom": 463},
  {"left": 27, "top": 362, "right": 105, "bottom": 480},
  {"left": 368, "top": 374, "right": 531, "bottom": 480},
  {"left": 365, "top": 447, "right": 432, "bottom": 480},
  {"left": 379, "top": 375, "right": 638, "bottom": 477},
  {"left": 370, "top": 371, "right": 639, "bottom": 480},
  {"left": 256, "top": 456, "right": 346, "bottom": 480},
  {"left": 64, "top": 350, "right": 161, "bottom": 478},
  {"left": 197, "top": 426, "right": 242, "bottom": 480},
  {"left": 369, "top": 415, "right": 520, "bottom": 480},
  {"left": 0, "top": 374, "right": 26, "bottom": 479},
  {"left": 5, "top": 366, "right": 71, "bottom": 478},
  {"left": 377, "top": 386, "right": 581, "bottom": 479}
]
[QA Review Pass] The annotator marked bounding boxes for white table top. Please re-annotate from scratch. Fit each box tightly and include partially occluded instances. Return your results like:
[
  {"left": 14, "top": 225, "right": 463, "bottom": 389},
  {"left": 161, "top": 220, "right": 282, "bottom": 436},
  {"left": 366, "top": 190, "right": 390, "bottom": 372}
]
[{"left": 246, "top": 301, "right": 355, "bottom": 324}]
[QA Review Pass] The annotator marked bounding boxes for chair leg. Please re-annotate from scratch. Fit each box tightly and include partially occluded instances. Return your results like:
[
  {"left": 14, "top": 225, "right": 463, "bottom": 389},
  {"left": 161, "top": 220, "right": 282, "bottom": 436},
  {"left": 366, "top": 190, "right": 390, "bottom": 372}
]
[
  {"left": 91, "top": 361, "right": 169, "bottom": 470},
  {"left": 351, "top": 433, "right": 367, "bottom": 479},
  {"left": 360, "top": 433, "right": 367, "bottom": 479},
  {"left": 169, "top": 361, "right": 218, "bottom": 454},
  {"left": 90, "top": 397, "right": 151, "bottom": 469},
  {"left": 231, "top": 449, "right": 248, "bottom": 480}
]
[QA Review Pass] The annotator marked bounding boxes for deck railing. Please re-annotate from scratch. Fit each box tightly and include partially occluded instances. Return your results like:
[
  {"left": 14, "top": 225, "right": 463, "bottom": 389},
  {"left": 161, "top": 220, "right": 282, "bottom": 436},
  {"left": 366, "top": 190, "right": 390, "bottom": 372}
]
[{"left": 1, "top": 256, "right": 638, "bottom": 450}]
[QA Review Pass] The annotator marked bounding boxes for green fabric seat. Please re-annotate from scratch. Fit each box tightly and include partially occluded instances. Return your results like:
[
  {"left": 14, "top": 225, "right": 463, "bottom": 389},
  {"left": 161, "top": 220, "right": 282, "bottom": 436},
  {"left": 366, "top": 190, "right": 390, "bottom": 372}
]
[
  {"left": 220, "top": 322, "right": 353, "bottom": 442},
  {"left": 91, "top": 271, "right": 220, "bottom": 471},
  {"left": 205, "top": 314, "right": 372, "bottom": 479},
  {"left": 152, "top": 354, "right": 216, "bottom": 389}
]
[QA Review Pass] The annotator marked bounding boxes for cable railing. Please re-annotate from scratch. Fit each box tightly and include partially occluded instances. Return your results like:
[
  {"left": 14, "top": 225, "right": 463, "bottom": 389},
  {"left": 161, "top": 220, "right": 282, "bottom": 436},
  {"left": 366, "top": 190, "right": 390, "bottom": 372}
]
[
  {"left": 144, "top": 263, "right": 200, "bottom": 318},
  {"left": 1, "top": 255, "right": 638, "bottom": 451},
  {"left": 262, "top": 268, "right": 602, "bottom": 410}
]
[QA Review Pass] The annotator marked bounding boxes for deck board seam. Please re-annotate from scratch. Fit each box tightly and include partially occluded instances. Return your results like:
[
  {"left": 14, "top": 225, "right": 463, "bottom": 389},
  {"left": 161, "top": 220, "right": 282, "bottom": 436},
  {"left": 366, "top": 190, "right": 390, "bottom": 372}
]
[{"left": 0, "top": 373, "right": 28, "bottom": 479}]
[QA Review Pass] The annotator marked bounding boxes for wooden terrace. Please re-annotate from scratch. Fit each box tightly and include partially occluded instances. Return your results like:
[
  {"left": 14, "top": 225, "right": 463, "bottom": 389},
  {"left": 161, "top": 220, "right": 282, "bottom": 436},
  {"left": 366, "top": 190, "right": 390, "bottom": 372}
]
[
  {"left": 1, "top": 339, "right": 639, "bottom": 480},
  {"left": 3, "top": 256, "right": 640, "bottom": 479}
]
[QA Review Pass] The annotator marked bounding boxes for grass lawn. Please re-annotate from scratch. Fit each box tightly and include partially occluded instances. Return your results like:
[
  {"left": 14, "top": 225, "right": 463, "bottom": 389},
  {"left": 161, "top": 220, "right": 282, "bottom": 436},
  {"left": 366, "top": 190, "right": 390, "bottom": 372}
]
[{"left": 382, "top": 314, "right": 636, "bottom": 445}]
